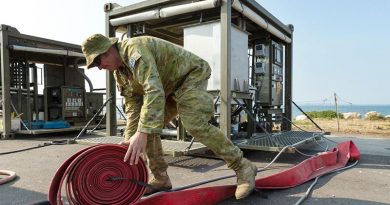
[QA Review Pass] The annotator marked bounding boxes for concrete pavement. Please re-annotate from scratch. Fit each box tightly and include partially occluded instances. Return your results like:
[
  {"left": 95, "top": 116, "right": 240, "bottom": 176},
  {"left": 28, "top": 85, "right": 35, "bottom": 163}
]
[{"left": 0, "top": 134, "right": 389, "bottom": 205}]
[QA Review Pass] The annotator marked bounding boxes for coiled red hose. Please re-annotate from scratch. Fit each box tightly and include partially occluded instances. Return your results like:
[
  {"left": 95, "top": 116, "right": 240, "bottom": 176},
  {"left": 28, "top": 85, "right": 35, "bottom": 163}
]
[{"left": 49, "top": 144, "right": 147, "bottom": 205}]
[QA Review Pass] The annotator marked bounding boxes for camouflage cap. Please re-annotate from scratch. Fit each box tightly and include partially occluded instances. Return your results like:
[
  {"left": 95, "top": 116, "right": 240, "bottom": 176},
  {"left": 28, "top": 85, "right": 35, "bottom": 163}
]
[{"left": 81, "top": 34, "right": 118, "bottom": 69}]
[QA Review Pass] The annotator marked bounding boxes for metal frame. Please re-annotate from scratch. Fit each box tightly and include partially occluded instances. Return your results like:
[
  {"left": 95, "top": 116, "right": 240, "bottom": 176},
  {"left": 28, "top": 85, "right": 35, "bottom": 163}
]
[
  {"left": 220, "top": 0, "right": 232, "bottom": 137},
  {"left": 103, "top": 0, "right": 298, "bottom": 151},
  {"left": 105, "top": 12, "right": 117, "bottom": 137},
  {"left": 0, "top": 24, "right": 85, "bottom": 138}
]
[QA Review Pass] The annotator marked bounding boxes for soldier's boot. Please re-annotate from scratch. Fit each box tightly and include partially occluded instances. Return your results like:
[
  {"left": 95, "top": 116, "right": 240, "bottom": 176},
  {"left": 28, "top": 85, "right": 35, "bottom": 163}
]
[
  {"left": 144, "top": 171, "right": 172, "bottom": 195},
  {"left": 234, "top": 158, "right": 257, "bottom": 199}
]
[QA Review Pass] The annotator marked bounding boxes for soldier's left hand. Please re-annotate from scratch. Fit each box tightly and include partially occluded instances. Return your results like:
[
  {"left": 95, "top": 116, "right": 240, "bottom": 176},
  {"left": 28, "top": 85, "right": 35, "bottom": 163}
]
[{"left": 123, "top": 132, "right": 147, "bottom": 165}]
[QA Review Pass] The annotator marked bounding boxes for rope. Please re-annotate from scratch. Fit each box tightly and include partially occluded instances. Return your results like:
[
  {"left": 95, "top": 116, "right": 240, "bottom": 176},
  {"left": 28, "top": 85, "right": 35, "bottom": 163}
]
[{"left": 48, "top": 144, "right": 148, "bottom": 205}]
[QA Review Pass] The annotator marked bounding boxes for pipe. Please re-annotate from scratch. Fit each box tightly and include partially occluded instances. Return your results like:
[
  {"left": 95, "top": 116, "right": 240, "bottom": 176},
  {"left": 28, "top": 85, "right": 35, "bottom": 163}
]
[
  {"left": 9, "top": 45, "right": 84, "bottom": 57},
  {"left": 162, "top": 129, "right": 177, "bottom": 136},
  {"left": 110, "top": 10, "right": 160, "bottom": 26},
  {"left": 73, "top": 58, "right": 94, "bottom": 92},
  {"left": 109, "top": 0, "right": 290, "bottom": 43},
  {"left": 110, "top": 0, "right": 220, "bottom": 26},
  {"left": 159, "top": 0, "right": 221, "bottom": 18},
  {"left": 232, "top": 0, "right": 291, "bottom": 43}
]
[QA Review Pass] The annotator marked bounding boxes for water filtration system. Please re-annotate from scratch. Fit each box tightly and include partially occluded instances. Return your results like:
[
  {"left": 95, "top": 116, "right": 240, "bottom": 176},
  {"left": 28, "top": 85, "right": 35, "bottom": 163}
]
[
  {"left": 0, "top": 24, "right": 105, "bottom": 136},
  {"left": 102, "top": 0, "right": 323, "bottom": 152}
]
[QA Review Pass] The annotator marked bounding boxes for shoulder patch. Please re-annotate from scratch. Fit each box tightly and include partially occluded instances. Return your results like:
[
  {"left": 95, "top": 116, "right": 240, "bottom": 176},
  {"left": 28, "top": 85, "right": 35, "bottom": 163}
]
[{"left": 129, "top": 51, "right": 141, "bottom": 71}]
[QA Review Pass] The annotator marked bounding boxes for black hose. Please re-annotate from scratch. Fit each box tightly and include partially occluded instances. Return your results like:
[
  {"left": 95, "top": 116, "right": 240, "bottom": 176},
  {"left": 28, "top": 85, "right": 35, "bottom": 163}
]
[
  {"left": 88, "top": 114, "right": 106, "bottom": 133},
  {"left": 116, "top": 105, "right": 127, "bottom": 120},
  {"left": 73, "top": 96, "right": 114, "bottom": 141},
  {"left": 292, "top": 101, "right": 323, "bottom": 132},
  {"left": 0, "top": 140, "right": 67, "bottom": 155},
  {"left": 232, "top": 98, "right": 269, "bottom": 135}
]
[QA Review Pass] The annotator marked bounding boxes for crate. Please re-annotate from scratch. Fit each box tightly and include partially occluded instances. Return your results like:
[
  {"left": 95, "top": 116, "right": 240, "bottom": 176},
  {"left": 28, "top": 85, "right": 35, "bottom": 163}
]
[{"left": 0, "top": 118, "right": 21, "bottom": 131}]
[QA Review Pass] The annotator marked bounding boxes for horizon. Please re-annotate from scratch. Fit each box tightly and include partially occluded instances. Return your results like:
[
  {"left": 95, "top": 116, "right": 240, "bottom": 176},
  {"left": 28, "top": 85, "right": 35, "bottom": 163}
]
[{"left": 294, "top": 103, "right": 390, "bottom": 106}]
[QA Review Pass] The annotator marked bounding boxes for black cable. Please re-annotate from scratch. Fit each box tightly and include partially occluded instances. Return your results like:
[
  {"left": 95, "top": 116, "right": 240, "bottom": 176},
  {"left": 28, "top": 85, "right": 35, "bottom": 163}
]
[
  {"left": 231, "top": 106, "right": 243, "bottom": 116},
  {"left": 281, "top": 115, "right": 310, "bottom": 132},
  {"left": 116, "top": 105, "right": 127, "bottom": 120},
  {"left": 108, "top": 177, "right": 155, "bottom": 190},
  {"left": 232, "top": 98, "right": 285, "bottom": 147},
  {"left": 292, "top": 101, "right": 324, "bottom": 132},
  {"left": 184, "top": 137, "right": 195, "bottom": 153},
  {"left": 73, "top": 96, "right": 114, "bottom": 141},
  {"left": 88, "top": 114, "right": 106, "bottom": 133},
  {"left": 232, "top": 98, "right": 269, "bottom": 135},
  {"left": 0, "top": 140, "right": 67, "bottom": 156}
]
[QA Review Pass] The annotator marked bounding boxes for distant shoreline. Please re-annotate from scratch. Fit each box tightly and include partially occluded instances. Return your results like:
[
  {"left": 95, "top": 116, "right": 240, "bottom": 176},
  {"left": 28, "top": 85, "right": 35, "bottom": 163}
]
[{"left": 292, "top": 104, "right": 390, "bottom": 118}]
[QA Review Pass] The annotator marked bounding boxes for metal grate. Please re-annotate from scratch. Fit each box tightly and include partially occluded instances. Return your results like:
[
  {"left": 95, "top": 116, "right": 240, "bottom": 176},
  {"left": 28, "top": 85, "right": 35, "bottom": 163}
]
[
  {"left": 76, "top": 131, "right": 321, "bottom": 155},
  {"left": 235, "top": 131, "right": 322, "bottom": 152},
  {"left": 76, "top": 135, "right": 206, "bottom": 157},
  {"left": 77, "top": 136, "right": 123, "bottom": 144}
]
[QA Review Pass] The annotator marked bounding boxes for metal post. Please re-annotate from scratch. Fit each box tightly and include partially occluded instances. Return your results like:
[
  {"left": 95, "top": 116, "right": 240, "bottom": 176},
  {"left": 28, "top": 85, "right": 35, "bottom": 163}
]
[
  {"left": 17, "top": 68, "right": 22, "bottom": 114},
  {"left": 178, "top": 117, "right": 186, "bottom": 141},
  {"left": 105, "top": 11, "right": 117, "bottom": 137},
  {"left": 0, "top": 28, "right": 11, "bottom": 138},
  {"left": 247, "top": 42, "right": 256, "bottom": 136},
  {"left": 32, "top": 64, "right": 39, "bottom": 121},
  {"left": 282, "top": 25, "right": 293, "bottom": 131},
  {"left": 25, "top": 59, "right": 32, "bottom": 127},
  {"left": 220, "top": 0, "right": 232, "bottom": 138},
  {"left": 334, "top": 93, "right": 340, "bottom": 132}
]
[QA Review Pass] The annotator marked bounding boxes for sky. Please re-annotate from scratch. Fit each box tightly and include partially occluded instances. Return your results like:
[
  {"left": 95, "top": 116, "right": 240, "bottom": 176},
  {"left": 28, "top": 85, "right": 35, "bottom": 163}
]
[{"left": 1, "top": 0, "right": 389, "bottom": 105}]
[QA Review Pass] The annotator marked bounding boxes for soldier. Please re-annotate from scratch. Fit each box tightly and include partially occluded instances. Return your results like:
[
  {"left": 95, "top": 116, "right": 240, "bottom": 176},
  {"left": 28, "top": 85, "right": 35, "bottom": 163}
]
[{"left": 81, "top": 34, "right": 257, "bottom": 199}]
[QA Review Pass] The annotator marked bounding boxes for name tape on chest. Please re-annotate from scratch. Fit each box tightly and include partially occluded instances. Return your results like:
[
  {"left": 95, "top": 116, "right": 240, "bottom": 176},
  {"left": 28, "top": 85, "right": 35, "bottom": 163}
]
[
  {"left": 128, "top": 51, "right": 142, "bottom": 71},
  {"left": 129, "top": 58, "right": 136, "bottom": 70}
]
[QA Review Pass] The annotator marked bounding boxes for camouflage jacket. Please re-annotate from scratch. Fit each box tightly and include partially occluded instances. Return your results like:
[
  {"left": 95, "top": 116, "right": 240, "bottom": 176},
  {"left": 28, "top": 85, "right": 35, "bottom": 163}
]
[{"left": 113, "top": 36, "right": 211, "bottom": 135}]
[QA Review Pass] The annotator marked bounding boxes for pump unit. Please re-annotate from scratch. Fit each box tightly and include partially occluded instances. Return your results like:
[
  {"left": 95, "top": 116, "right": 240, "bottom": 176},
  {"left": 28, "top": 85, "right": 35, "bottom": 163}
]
[
  {"left": 255, "top": 39, "right": 284, "bottom": 107},
  {"left": 44, "top": 86, "right": 86, "bottom": 124},
  {"left": 102, "top": 0, "right": 323, "bottom": 153}
]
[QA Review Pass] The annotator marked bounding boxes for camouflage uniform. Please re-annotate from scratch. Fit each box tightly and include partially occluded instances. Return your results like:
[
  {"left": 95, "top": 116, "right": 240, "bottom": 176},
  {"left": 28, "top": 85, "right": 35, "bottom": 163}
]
[
  {"left": 82, "top": 34, "right": 256, "bottom": 199},
  {"left": 112, "top": 36, "right": 255, "bottom": 198}
]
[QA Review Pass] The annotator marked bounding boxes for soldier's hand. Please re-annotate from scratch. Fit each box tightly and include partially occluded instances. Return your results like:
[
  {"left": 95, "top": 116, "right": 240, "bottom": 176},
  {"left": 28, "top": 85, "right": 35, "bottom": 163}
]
[{"left": 123, "top": 132, "right": 147, "bottom": 165}]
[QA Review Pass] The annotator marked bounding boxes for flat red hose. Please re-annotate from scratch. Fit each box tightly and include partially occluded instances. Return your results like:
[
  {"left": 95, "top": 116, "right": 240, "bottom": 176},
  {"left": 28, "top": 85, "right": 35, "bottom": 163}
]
[
  {"left": 49, "top": 141, "right": 360, "bottom": 205},
  {"left": 134, "top": 140, "right": 360, "bottom": 205},
  {"left": 48, "top": 144, "right": 147, "bottom": 205}
]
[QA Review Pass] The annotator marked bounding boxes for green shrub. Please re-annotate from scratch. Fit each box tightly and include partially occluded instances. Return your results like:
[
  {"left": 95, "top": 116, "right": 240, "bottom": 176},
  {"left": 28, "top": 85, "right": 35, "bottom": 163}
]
[
  {"left": 306, "top": 110, "right": 344, "bottom": 119},
  {"left": 365, "top": 115, "right": 384, "bottom": 120}
]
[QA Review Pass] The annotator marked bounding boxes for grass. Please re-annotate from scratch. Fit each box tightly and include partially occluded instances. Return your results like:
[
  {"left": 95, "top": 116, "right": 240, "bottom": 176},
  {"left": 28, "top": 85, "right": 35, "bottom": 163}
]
[{"left": 292, "top": 118, "right": 390, "bottom": 138}]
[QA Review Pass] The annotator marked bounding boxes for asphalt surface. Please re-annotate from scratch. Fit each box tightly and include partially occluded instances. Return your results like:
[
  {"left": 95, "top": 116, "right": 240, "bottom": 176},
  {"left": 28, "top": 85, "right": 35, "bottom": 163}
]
[{"left": 0, "top": 134, "right": 389, "bottom": 205}]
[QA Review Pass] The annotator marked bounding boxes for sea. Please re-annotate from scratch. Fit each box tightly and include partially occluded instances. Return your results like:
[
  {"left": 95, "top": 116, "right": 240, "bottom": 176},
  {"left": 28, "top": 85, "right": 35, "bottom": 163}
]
[
  {"left": 115, "top": 97, "right": 390, "bottom": 119},
  {"left": 292, "top": 104, "right": 390, "bottom": 118}
]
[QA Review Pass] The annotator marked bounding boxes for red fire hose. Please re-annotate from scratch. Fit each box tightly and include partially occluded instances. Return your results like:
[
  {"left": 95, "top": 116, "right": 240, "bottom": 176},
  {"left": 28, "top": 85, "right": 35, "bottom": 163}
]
[
  {"left": 133, "top": 140, "right": 360, "bottom": 205},
  {"left": 48, "top": 144, "right": 147, "bottom": 205},
  {"left": 49, "top": 141, "right": 360, "bottom": 205}
]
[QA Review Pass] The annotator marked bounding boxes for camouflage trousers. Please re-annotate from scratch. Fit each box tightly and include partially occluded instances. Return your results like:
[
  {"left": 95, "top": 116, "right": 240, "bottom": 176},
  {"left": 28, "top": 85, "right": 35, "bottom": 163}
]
[{"left": 146, "top": 80, "right": 244, "bottom": 175}]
